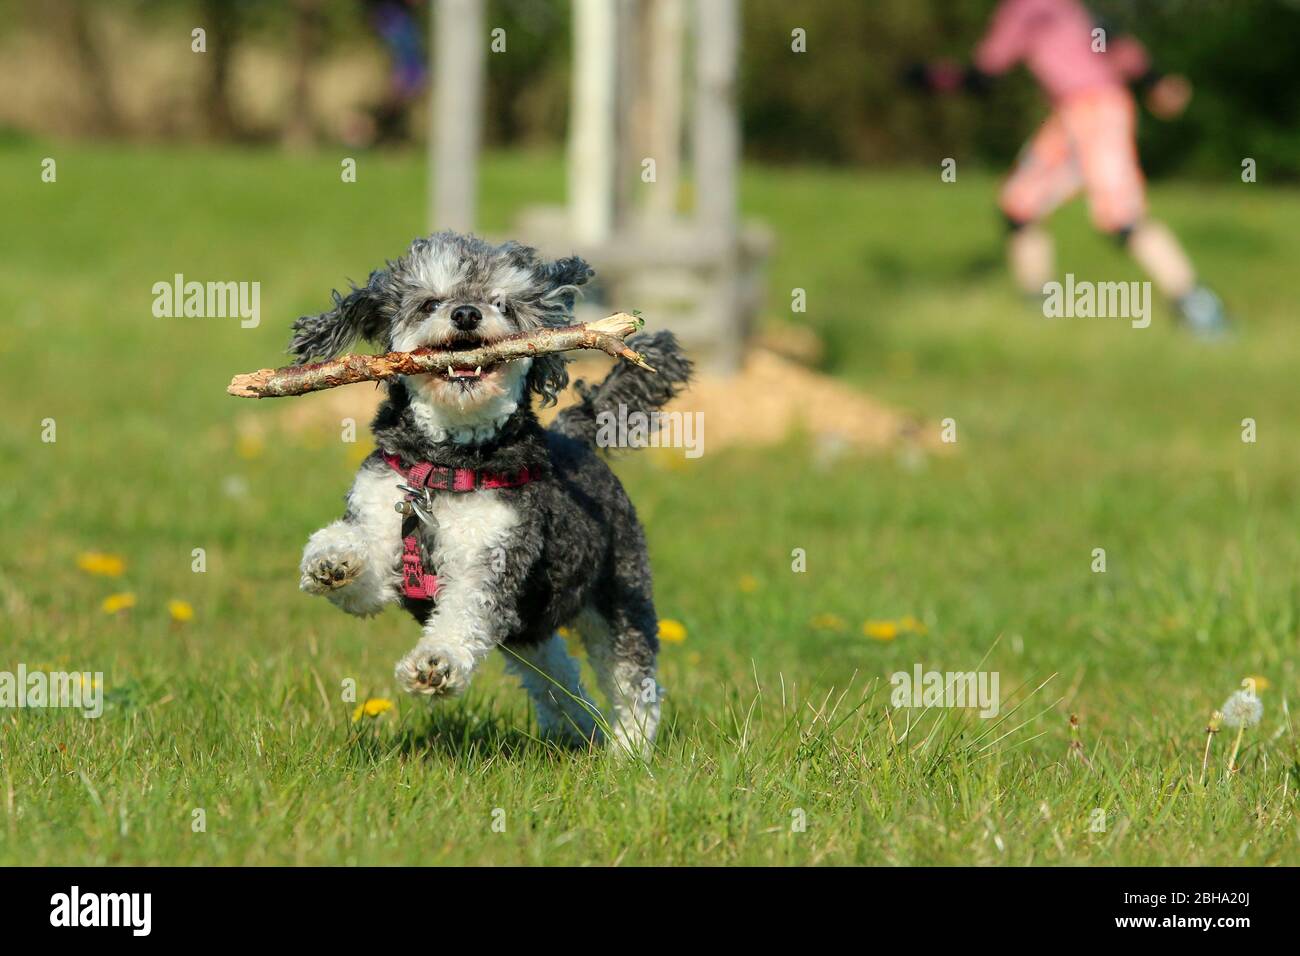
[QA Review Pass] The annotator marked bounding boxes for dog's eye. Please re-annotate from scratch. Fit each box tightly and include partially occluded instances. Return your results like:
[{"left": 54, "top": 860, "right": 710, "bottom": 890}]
[
  {"left": 419, "top": 297, "right": 441, "bottom": 314},
  {"left": 495, "top": 299, "right": 513, "bottom": 317}
]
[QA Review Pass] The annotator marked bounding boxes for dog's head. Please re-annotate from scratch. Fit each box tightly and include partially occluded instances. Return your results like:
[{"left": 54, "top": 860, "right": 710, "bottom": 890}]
[{"left": 289, "top": 232, "right": 593, "bottom": 438}]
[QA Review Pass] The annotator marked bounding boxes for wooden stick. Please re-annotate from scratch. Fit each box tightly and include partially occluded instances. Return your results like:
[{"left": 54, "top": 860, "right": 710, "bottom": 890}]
[{"left": 227, "top": 312, "right": 653, "bottom": 399}]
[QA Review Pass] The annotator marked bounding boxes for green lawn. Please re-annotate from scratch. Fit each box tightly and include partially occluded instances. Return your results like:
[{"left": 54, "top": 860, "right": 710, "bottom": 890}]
[{"left": 1, "top": 141, "right": 1297, "bottom": 865}]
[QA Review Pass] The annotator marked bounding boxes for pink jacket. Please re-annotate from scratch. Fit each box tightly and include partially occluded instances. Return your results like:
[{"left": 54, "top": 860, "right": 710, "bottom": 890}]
[{"left": 974, "top": 0, "right": 1150, "bottom": 102}]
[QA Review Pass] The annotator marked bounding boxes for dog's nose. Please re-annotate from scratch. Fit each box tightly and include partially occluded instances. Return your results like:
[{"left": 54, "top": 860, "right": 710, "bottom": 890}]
[{"left": 450, "top": 305, "right": 482, "bottom": 331}]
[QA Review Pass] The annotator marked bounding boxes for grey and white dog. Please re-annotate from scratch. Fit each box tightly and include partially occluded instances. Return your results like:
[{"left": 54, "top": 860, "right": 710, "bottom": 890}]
[{"left": 291, "top": 232, "right": 691, "bottom": 756}]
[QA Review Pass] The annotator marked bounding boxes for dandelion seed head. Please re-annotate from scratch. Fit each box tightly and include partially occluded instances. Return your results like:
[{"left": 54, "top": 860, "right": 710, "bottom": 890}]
[{"left": 1220, "top": 690, "right": 1262, "bottom": 729}]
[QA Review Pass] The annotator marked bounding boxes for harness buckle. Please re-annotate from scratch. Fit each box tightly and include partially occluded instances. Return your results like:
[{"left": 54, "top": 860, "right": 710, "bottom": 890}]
[{"left": 395, "top": 483, "right": 436, "bottom": 527}]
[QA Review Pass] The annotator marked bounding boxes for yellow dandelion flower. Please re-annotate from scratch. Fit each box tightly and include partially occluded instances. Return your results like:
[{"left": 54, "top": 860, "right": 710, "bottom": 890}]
[
  {"left": 899, "top": 615, "right": 928, "bottom": 635},
  {"left": 810, "top": 613, "right": 847, "bottom": 632},
  {"left": 168, "top": 599, "right": 195, "bottom": 622},
  {"left": 236, "top": 433, "right": 265, "bottom": 460},
  {"left": 101, "top": 593, "right": 137, "bottom": 614},
  {"left": 351, "top": 697, "right": 394, "bottom": 722},
  {"left": 77, "top": 552, "right": 126, "bottom": 577},
  {"left": 862, "top": 620, "right": 898, "bottom": 641},
  {"left": 738, "top": 574, "right": 759, "bottom": 593},
  {"left": 658, "top": 619, "right": 688, "bottom": 644},
  {"left": 650, "top": 448, "right": 690, "bottom": 473}
]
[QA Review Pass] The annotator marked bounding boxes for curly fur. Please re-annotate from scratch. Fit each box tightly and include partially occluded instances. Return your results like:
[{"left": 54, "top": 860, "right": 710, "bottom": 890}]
[
  {"left": 555, "top": 331, "right": 693, "bottom": 445},
  {"left": 293, "top": 232, "right": 691, "bottom": 757}
]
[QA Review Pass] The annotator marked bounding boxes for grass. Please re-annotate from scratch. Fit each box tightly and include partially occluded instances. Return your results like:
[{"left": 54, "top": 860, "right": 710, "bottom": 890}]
[{"left": 1, "top": 140, "right": 1297, "bottom": 865}]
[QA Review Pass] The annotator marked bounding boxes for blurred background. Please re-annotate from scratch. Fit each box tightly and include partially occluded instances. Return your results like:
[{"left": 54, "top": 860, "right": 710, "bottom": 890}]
[
  {"left": 2, "top": 0, "right": 1300, "bottom": 864},
  {"left": 5, "top": 0, "right": 1298, "bottom": 174}
]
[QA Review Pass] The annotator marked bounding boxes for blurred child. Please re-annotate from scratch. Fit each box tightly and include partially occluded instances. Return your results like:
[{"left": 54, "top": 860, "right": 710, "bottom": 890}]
[
  {"left": 910, "top": 0, "right": 1229, "bottom": 336},
  {"left": 363, "top": 0, "right": 428, "bottom": 144}
]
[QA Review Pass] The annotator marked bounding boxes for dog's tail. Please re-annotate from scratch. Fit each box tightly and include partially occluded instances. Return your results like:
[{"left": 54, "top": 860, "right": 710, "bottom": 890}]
[{"left": 552, "top": 331, "right": 693, "bottom": 447}]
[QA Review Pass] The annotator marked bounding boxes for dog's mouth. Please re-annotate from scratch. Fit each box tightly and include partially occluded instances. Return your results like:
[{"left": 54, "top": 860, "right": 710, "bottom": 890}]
[
  {"left": 421, "top": 333, "right": 507, "bottom": 387},
  {"left": 447, "top": 365, "right": 493, "bottom": 379}
]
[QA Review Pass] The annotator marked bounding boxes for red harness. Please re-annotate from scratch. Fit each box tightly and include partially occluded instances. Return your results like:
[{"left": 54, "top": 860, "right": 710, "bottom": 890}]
[{"left": 383, "top": 453, "right": 540, "bottom": 602}]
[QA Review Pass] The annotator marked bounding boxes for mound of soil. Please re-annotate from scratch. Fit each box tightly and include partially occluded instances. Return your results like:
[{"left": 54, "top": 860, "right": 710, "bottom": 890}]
[{"left": 247, "top": 348, "right": 932, "bottom": 456}]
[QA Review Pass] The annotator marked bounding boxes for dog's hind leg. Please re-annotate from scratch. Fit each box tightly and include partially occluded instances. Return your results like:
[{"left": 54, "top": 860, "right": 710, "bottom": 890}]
[
  {"left": 501, "top": 635, "right": 603, "bottom": 747},
  {"left": 577, "top": 595, "right": 661, "bottom": 759}
]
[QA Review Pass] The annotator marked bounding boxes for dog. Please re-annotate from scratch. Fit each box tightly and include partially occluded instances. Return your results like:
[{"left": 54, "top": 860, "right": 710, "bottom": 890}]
[{"left": 290, "top": 231, "right": 691, "bottom": 756}]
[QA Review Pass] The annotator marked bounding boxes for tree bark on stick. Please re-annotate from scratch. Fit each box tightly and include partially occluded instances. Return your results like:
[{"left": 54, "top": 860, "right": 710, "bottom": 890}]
[{"left": 227, "top": 313, "right": 653, "bottom": 399}]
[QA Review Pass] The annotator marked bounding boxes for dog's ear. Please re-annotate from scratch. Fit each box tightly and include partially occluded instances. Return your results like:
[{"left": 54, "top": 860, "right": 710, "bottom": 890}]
[
  {"left": 288, "top": 269, "right": 391, "bottom": 364},
  {"left": 539, "top": 255, "right": 595, "bottom": 318},
  {"left": 545, "top": 255, "right": 594, "bottom": 290},
  {"left": 527, "top": 353, "right": 570, "bottom": 407}
]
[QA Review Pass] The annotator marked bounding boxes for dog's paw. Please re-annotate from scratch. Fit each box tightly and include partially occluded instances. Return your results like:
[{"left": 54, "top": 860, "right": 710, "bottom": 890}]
[
  {"left": 395, "top": 643, "right": 473, "bottom": 698},
  {"left": 300, "top": 548, "right": 365, "bottom": 594}
]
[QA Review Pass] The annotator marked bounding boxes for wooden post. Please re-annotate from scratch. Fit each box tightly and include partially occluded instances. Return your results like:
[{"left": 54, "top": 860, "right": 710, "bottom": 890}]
[
  {"left": 642, "top": 0, "right": 685, "bottom": 221},
  {"left": 693, "top": 0, "right": 742, "bottom": 370},
  {"left": 693, "top": 0, "right": 738, "bottom": 237},
  {"left": 614, "top": 0, "right": 641, "bottom": 228},
  {"left": 430, "top": 0, "right": 485, "bottom": 232},
  {"left": 569, "top": 0, "right": 619, "bottom": 244}
]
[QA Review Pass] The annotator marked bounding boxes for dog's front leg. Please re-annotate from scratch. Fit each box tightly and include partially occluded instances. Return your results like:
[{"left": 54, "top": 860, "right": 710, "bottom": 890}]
[
  {"left": 395, "top": 495, "right": 534, "bottom": 697},
  {"left": 300, "top": 455, "right": 404, "bottom": 617}
]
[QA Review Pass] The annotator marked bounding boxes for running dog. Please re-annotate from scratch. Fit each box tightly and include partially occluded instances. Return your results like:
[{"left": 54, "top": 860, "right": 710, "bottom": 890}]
[{"left": 290, "top": 231, "right": 691, "bottom": 756}]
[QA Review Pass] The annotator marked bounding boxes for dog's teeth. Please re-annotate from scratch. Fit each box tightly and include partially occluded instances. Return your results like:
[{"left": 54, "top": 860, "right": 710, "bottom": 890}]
[{"left": 474, "top": 366, "right": 481, "bottom": 376}]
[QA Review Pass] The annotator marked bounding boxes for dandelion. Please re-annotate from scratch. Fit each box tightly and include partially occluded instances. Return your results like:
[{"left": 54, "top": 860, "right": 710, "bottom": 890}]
[
  {"left": 77, "top": 552, "right": 125, "bottom": 577},
  {"left": 862, "top": 617, "right": 926, "bottom": 641},
  {"left": 1068, "top": 713, "right": 1091, "bottom": 767},
  {"left": 1199, "top": 710, "right": 1222, "bottom": 785},
  {"left": 649, "top": 448, "right": 690, "bottom": 473},
  {"left": 1222, "top": 689, "right": 1263, "bottom": 728},
  {"left": 809, "top": 613, "right": 847, "bottom": 632},
  {"left": 236, "top": 433, "right": 265, "bottom": 460},
  {"left": 899, "top": 615, "right": 929, "bottom": 635},
  {"left": 101, "top": 593, "right": 136, "bottom": 614},
  {"left": 1221, "top": 685, "right": 1263, "bottom": 774},
  {"left": 222, "top": 475, "right": 250, "bottom": 499},
  {"left": 168, "top": 599, "right": 195, "bottom": 623},
  {"left": 862, "top": 620, "right": 899, "bottom": 641},
  {"left": 658, "top": 619, "right": 688, "bottom": 644},
  {"left": 738, "top": 574, "right": 759, "bottom": 594},
  {"left": 351, "top": 698, "right": 394, "bottom": 722}
]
